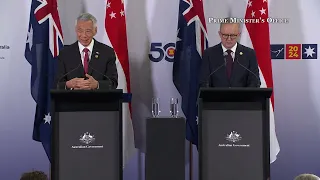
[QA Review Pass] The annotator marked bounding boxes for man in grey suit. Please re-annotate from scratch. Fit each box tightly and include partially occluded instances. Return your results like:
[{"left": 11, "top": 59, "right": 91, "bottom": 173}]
[
  {"left": 55, "top": 13, "right": 118, "bottom": 90},
  {"left": 199, "top": 18, "right": 260, "bottom": 87}
]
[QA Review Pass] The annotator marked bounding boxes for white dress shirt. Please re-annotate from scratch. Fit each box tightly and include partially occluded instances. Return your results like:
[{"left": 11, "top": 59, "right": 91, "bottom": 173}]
[
  {"left": 78, "top": 39, "right": 94, "bottom": 66},
  {"left": 221, "top": 43, "right": 237, "bottom": 61},
  {"left": 66, "top": 39, "right": 99, "bottom": 90}
]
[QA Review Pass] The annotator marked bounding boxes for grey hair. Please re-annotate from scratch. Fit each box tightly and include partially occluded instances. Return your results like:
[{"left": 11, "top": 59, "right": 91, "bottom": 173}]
[
  {"left": 76, "top": 13, "right": 97, "bottom": 28},
  {"left": 294, "top": 174, "right": 320, "bottom": 180}
]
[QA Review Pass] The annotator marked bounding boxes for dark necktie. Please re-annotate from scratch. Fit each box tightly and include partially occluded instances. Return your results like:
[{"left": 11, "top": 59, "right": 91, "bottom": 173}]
[
  {"left": 83, "top": 48, "right": 89, "bottom": 74},
  {"left": 226, "top": 49, "right": 233, "bottom": 79}
]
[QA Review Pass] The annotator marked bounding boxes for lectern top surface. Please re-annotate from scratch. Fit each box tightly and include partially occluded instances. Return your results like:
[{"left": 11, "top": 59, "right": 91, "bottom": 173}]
[
  {"left": 198, "top": 87, "right": 272, "bottom": 102},
  {"left": 50, "top": 89, "right": 123, "bottom": 94},
  {"left": 50, "top": 89, "right": 124, "bottom": 103}
]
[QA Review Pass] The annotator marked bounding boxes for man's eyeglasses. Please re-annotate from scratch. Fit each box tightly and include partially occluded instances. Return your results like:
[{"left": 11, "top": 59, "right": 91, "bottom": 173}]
[
  {"left": 77, "top": 29, "right": 94, "bottom": 36},
  {"left": 221, "top": 33, "right": 238, "bottom": 39}
]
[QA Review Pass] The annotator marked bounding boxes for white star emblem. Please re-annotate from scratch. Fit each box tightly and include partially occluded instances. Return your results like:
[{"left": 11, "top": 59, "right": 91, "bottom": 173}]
[
  {"left": 43, "top": 113, "right": 51, "bottom": 124},
  {"left": 109, "top": 11, "right": 116, "bottom": 19},
  {"left": 120, "top": 10, "right": 125, "bottom": 16},
  {"left": 176, "top": 28, "right": 182, "bottom": 42},
  {"left": 263, "top": 0, "right": 267, "bottom": 2},
  {"left": 247, "top": 1, "right": 252, "bottom": 7},
  {"left": 304, "top": 46, "right": 316, "bottom": 57},
  {"left": 106, "top": 1, "right": 111, "bottom": 8},
  {"left": 251, "top": 10, "right": 255, "bottom": 17},
  {"left": 26, "top": 25, "right": 33, "bottom": 51},
  {"left": 259, "top": 7, "right": 266, "bottom": 15}
]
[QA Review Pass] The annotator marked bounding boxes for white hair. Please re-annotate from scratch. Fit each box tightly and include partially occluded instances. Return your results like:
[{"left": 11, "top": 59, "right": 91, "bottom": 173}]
[
  {"left": 294, "top": 174, "right": 320, "bottom": 180},
  {"left": 75, "top": 13, "right": 97, "bottom": 28}
]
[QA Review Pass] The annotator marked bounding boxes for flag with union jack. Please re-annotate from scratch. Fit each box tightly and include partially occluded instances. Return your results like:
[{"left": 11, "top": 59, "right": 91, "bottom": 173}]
[
  {"left": 173, "top": 0, "right": 208, "bottom": 146},
  {"left": 25, "top": 0, "right": 64, "bottom": 162}
]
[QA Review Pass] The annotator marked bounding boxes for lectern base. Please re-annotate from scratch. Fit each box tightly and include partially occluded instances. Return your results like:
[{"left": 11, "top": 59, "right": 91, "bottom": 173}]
[
  {"left": 198, "top": 87, "right": 271, "bottom": 180},
  {"left": 145, "top": 117, "right": 185, "bottom": 180},
  {"left": 53, "top": 111, "right": 121, "bottom": 180}
]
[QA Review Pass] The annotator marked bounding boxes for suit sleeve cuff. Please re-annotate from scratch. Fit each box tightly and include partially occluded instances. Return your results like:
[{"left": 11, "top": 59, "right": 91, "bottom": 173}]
[{"left": 65, "top": 84, "right": 73, "bottom": 90}]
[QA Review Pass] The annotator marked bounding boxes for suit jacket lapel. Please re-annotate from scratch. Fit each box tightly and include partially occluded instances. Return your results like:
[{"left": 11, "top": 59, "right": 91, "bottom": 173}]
[
  {"left": 88, "top": 40, "right": 99, "bottom": 75},
  {"left": 73, "top": 42, "right": 85, "bottom": 76},
  {"left": 216, "top": 44, "right": 229, "bottom": 85},
  {"left": 230, "top": 44, "right": 243, "bottom": 85}
]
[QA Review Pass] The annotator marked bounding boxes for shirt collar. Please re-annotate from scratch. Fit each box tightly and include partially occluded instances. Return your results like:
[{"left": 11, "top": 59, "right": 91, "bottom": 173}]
[
  {"left": 221, "top": 42, "right": 237, "bottom": 54},
  {"left": 78, "top": 39, "right": 94, "bottom": 53}
]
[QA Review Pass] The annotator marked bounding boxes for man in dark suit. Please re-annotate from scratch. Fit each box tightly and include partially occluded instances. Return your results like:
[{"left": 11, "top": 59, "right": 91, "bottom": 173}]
[
  {"left": 55, "top": 13, "right": 118, "bottom": 90},
  {"left": 199, "top": 19, "right": 260, "bottom": 87}
]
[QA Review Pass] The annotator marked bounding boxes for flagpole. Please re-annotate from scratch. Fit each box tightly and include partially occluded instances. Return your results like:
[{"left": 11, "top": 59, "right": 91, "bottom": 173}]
[{"left": 189, "top": 141, "right": 193, "bottom": 180}]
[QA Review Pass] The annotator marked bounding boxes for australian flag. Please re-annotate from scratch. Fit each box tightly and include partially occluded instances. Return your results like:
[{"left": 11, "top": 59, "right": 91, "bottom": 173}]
[
  {"left": 24, "top": 0, "right": 64, "bottom": 162},
  {"left": 173, "top": 0, "right": 208, "bottom": 146}
]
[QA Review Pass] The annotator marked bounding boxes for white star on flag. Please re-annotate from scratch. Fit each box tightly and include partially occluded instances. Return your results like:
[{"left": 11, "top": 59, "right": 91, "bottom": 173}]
[
  {"left": 263, "top": 0, "right": 267, "bottom": 2},
  {"left": 120, "top": 10, "right": 125, "bottom": 16},
  {"left": 106, "top": 1, "right": 111, "bottom": 8},
  {"left": 110, "top": 11, "right": 116, "bottom": 19},
  {"left": 27, "top": 25, "right": 33, "bottom": 51},
  {"left": 251, "top": 10, "right": 255, "bottom": 17},
  {"left": 43, "top": 113, "right": 51, "bottom": 124},
  {"left": 259, "top": 7, "right": 266, "bottom": 15},
  {"left": 304, "top": 46, "right": 316, "bottom": 57},
  {"left": 248, "top": 0, "right": 252, "bottom": 7}
]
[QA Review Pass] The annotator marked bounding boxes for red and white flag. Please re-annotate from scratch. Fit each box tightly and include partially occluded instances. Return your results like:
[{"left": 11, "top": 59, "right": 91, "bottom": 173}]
[
  {"left": 241, "top": 0, "right": 280, "bottom": 163},
  {"left": 105, "top": 0, "right": 136, "bottom": 167}
]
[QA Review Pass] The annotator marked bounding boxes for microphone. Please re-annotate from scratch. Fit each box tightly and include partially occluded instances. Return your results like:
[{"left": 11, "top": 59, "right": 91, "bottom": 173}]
[
  {"left": 203, "top": 52, "right": 228, "bottom": 87},
  {"left": 87, "top": 51, "right": 116, "bottom": 89},
  {"left": 235, "top": 55, "right": 261, "bottom": 87},
  {"left": 56, "top": 62, "right": 82, "bottom": 89}
]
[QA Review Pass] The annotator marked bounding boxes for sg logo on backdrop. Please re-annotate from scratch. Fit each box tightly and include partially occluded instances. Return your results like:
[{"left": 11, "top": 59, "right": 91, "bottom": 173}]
[
  {"left": 271, "top": 44, "right": 317, "bottom": 60},
  {"left": 149, "top": 42, "right": 175, "bottom": 62}
]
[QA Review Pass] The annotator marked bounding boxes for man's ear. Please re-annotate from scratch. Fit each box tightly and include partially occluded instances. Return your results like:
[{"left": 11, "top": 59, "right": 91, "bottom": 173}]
[{"left": 93, "top": 27, "right": 98, "bottom": 36}]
